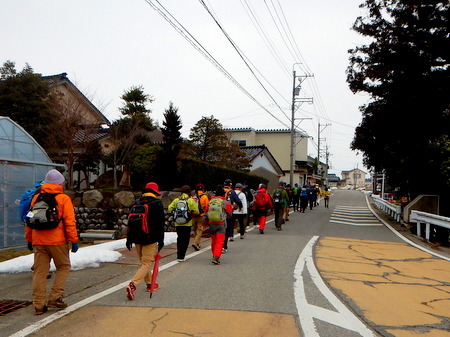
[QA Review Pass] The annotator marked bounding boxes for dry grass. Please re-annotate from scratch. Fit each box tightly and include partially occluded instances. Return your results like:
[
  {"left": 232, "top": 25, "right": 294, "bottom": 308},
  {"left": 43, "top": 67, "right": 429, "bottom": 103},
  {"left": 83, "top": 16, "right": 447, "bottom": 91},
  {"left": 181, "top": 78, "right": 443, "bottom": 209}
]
[{"left": 0, "top": 248, "right": 32, "bottom": 263}]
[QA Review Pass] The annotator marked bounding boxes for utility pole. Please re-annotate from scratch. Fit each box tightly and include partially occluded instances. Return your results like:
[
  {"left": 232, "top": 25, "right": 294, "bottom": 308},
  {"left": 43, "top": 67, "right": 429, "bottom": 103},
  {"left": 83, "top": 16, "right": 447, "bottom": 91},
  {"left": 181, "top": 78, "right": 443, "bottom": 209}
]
[
  {"left": 317, "top": 123, "right": 330, "bottom": 181},
  {"left": 290, "top": 65, "right": 313, "bottom": 186},
  {"left": 325, "top": 146, "right": 330, "bottom": 186}
]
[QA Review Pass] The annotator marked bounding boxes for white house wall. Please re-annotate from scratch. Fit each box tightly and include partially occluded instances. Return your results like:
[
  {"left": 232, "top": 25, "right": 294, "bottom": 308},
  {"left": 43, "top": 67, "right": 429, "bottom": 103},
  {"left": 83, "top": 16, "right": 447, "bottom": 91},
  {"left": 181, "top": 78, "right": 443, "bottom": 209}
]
[
  {"left": 251, "top": 152, "right": 279, "bottom": 175},
  {"left": 254, "top": 132, "right": 308, "bottom": 169}
]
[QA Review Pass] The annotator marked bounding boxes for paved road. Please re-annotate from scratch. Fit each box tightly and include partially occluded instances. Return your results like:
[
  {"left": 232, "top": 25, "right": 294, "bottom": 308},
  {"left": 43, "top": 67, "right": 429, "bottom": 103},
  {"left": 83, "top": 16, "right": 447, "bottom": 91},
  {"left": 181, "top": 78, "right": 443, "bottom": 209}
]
[{"left": 1, "top": 190, "right": 449, "bottom": 337}]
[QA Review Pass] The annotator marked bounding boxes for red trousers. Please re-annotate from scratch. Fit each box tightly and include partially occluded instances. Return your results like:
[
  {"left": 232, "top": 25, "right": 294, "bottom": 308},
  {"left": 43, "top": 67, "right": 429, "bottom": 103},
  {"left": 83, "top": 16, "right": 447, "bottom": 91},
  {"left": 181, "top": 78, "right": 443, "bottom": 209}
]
[{"left": 208, "top": 223, "right": 226, "bottom": 257}]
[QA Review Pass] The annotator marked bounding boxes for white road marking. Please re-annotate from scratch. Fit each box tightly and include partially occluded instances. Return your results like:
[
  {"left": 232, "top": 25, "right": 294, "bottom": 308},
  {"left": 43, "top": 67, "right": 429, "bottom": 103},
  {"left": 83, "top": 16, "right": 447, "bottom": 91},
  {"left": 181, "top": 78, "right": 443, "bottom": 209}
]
[
  {"left": 294, "top": 236, "right": 377, "bottom": 337},
  {"left": 330, "top": 220, "right": 383, "bottom": 226},
  {"left": 330, "top": 205, "right": 382, "bottom": 227}
]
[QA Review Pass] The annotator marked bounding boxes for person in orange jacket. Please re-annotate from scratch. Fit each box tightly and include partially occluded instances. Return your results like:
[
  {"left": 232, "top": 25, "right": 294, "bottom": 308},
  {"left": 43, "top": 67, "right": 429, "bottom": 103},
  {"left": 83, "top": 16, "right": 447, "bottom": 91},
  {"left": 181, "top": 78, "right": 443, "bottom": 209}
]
[
  {"left": 25, "top": 169, "right": 79, "bottom": 315},
  {"left": 191, "top": 183, "right": 209, "bottom": 251}
]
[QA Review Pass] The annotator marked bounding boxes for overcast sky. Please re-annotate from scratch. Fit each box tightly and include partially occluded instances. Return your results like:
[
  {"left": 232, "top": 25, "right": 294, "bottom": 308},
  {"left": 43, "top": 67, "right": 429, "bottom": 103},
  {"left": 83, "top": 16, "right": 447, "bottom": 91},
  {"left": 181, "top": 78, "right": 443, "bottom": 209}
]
[{"left": 1, "top": 0, "right": 371, "bottom": 178}]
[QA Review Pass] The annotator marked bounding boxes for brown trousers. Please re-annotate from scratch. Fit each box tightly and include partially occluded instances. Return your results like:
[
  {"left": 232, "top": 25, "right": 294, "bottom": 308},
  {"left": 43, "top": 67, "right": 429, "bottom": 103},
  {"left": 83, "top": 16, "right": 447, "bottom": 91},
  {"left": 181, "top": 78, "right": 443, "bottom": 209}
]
[
  {"left": 131, "top": 243, "right": 158, "bottom": 287},
  {"left": 33, "top": 244, "right": 71, "bottom": 309},
  {"left": 192, "top": 215, "right": 205, "bottom": 246}
]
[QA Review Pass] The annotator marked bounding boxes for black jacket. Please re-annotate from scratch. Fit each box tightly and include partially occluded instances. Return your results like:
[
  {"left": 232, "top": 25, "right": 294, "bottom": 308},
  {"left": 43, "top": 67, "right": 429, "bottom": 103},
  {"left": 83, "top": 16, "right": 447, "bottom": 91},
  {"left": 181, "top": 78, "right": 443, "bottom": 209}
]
[{"left": 127, "top": 196, "right": 165, "bottom": 249}]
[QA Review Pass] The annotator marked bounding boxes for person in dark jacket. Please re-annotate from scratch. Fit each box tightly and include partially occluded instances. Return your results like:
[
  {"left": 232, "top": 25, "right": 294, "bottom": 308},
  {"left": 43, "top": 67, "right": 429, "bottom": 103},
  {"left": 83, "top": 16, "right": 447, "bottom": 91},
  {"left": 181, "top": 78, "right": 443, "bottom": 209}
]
[
  {"left": 222, "top": 179, "right": 243, "bottom": 253},
  {"left": 126, "top": 182, "right": 165, "bottom": 300}
]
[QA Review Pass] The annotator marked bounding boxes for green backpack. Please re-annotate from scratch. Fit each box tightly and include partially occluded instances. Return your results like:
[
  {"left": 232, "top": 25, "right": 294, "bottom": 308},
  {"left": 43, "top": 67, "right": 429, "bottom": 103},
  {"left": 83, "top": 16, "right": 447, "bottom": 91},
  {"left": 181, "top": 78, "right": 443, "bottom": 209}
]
[{"left": 207, "top": 198, "right": 226, "bottom": 222}]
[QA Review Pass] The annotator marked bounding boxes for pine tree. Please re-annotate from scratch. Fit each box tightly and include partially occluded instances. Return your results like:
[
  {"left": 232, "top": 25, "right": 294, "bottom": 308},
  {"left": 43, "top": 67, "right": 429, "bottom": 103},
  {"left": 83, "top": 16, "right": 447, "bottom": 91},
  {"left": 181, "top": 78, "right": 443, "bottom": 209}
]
[
  {"left": 0, "top": 61, "right": 58, "bottom": 146},
  {"left": 347, "top": 0, "right": 449, "bottom": 207}
]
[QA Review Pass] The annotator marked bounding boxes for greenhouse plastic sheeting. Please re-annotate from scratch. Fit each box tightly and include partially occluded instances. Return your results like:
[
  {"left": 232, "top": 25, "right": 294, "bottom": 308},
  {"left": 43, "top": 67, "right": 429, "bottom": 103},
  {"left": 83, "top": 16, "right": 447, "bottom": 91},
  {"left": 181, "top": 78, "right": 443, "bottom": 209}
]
[{"left": 0, "top": 117, "right": 64, "bottom": 249}]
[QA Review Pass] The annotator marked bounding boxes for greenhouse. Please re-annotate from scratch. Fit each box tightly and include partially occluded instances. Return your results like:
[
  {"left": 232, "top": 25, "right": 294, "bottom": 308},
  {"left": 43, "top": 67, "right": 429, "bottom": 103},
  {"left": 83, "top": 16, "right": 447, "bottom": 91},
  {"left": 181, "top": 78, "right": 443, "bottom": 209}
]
[{"left": 0, "top": 116, "right": 64, "bottom": 249}]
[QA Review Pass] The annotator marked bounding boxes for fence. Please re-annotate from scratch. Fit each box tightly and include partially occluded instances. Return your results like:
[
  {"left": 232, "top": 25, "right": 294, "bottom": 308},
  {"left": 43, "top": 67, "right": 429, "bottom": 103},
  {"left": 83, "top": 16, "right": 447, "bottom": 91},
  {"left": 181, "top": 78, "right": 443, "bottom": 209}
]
[
  {"left": 372, "top": 194, "right": 402, "bottom": 222},
  {"left": 410, "top": 210, "right": 450, "bottom": 241}
]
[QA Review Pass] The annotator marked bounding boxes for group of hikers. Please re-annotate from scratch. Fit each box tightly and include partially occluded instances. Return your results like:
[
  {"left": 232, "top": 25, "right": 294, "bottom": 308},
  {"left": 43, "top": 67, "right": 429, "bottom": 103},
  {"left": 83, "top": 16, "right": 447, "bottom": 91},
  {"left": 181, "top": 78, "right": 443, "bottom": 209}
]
[
  {"left": 125, "top": 178, "right": 332, "bottom": 300},
  {"left": 23, "top": 169, "right": 332, "bottom": 310}
]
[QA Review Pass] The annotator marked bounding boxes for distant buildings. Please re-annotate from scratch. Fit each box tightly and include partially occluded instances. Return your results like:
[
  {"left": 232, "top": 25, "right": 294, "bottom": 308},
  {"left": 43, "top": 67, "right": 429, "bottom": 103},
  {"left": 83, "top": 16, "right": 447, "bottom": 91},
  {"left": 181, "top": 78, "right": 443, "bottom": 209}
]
[
  {"left": 341, "top": 168, "right": 367, "bottom": 189},
  {"left": 226, "top": 127, "right": 329, "bottom": 187}
]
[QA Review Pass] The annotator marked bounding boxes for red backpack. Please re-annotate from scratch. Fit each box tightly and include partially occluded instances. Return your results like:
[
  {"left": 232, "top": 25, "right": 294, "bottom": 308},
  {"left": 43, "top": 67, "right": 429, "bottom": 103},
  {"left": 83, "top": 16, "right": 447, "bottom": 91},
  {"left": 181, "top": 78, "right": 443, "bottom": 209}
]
[
  {"left": 254, "top": 192, "right": 270, "bottom": 209},
  {"left": 127, "top": 201, "right": 150, "bottom": 234}
]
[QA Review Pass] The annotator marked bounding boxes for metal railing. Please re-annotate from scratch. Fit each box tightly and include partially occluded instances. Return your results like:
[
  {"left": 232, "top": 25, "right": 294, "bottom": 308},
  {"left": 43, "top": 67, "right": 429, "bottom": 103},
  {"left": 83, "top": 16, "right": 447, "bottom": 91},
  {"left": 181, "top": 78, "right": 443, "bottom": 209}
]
[
  {"left": 410, "top": 210, "right": 450, "bottom": 241},
  {"left": 372, "top": 194, "right": 402, "bottom": 222}
]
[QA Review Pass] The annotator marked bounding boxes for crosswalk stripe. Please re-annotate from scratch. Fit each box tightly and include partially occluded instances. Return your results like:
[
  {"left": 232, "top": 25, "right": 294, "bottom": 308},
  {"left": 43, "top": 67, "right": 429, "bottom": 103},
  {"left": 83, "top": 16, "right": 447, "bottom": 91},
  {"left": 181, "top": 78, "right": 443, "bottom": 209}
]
[
  {"left": 330, "top": 220, "right": 382, "bottom": 226},
  {"left": 330, "top": 204, "right": 382, "bottom": 227}
]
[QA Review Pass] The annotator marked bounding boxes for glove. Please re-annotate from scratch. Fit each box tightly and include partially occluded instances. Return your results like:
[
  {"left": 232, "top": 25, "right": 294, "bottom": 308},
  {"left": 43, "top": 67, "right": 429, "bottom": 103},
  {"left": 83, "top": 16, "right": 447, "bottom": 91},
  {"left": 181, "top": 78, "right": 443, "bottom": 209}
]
[
  {"left": 27, "top": 242, "right": 33, "bottom": 251},
  {"left": 126, "top": 241, "right": 132, "bottom": 251},
  {"left": 71, "top": 242, "right": 79, "bottom": 253}
]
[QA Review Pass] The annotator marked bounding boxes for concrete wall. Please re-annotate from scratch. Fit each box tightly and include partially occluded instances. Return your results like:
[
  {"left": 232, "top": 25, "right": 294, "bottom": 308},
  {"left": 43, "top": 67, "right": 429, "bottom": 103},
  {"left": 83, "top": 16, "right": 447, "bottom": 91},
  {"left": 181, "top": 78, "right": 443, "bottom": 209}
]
[{"left": 403, "top": 195, "right": 440, "bottom": 223}]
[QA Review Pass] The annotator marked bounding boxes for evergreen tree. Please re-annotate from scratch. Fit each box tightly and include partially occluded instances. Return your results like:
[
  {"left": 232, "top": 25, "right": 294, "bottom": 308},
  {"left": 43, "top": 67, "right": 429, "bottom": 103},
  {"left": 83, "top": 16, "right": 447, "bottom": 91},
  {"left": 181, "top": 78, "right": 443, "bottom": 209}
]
[
  {"left": 189, "top": 115, "right": 228, "bottom": 164},
  {"left": 107, "top": 85, "right": 155, "bottom": 187},
  {"left": 0, "top": 61, "right": 58, "bottom": 146},
  {"left": 161, "top": 102, "right": 182, "bottom": 157},
  {"left": 347, "top": 0, "right": 449, "bottom": 208}
]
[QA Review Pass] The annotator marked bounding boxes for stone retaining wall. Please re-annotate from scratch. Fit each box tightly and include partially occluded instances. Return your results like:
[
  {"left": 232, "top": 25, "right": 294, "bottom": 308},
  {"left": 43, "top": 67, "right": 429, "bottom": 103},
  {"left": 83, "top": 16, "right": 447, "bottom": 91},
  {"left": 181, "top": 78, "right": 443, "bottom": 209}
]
[{"left": 70, "top": 189, "right": 182, "bottom": 238}]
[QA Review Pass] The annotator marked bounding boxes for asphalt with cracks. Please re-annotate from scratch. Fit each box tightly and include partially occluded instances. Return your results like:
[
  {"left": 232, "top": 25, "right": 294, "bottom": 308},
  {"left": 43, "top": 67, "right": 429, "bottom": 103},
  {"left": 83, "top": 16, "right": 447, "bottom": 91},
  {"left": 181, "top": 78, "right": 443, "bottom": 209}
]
[{"left": 1, "top": 190, "right": 449, "bottom": 337}]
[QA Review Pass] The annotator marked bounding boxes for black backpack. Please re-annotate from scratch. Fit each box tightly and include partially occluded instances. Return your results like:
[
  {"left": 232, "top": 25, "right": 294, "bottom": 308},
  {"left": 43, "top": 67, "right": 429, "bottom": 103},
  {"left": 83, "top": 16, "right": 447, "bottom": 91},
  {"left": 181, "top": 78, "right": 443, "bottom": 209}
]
[
  {"left": 26, "top": 193, "right": 61, "bottom": 230},
  {"left": 273, "top": 189, "right": 282, "bottom": 205}
]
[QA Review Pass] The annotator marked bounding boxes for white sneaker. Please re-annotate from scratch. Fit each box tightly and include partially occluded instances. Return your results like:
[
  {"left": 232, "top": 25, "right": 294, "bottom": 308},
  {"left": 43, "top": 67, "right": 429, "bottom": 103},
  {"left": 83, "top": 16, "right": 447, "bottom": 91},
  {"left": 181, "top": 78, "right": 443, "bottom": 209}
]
[
  {"left": 222, "top": 248, "right": 228, "bottom": 254},
  {"left": 177, "top": 258, "right": 185, "bottom": 262}
]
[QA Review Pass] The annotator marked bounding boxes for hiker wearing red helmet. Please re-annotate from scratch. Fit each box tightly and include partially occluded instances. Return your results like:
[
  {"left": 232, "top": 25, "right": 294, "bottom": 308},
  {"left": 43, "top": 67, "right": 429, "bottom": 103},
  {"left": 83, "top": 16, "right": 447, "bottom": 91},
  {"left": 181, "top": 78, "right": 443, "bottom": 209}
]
[{"left": 125, "top": 182, "right": 165, "bottom": 301}]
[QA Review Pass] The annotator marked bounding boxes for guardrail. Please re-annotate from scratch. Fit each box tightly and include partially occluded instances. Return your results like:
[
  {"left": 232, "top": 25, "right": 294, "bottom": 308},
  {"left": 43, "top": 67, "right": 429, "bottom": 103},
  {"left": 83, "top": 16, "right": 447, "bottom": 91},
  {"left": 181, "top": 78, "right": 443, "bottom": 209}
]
[
  {"left": 410, "top": 210, "right": 450, "bottom": 241},
  {"left": 372, "top": 194, "right": 402, "bottom": 222}
]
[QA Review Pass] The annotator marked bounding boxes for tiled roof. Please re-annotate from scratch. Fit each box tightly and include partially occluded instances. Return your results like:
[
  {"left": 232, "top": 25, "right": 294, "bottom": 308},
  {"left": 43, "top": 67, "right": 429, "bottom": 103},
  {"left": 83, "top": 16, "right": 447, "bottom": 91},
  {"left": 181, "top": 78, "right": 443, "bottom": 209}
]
[
  {"left": 74, "top": 129, "right": 109, "bottom": 143},
  {"left": 225, "top": 127, "right": 308, "bottom": 137},
  {"left": 43, "top": 73, "right": 110, "bottom": 126},
  {"left": 239, "top": 145, "right": 265, "bottom": 161}
]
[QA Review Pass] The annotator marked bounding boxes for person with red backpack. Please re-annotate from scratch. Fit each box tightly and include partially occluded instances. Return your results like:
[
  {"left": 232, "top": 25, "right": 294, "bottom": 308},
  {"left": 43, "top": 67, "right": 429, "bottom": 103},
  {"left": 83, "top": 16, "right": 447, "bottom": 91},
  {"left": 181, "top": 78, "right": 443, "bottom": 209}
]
[
  {"left": 252, "top": 184, "right": 273, "bottom": 234},
  {"left": 125, "top": 182, "right": 165, "bottom": 301},
  {"left": 222, "top": 179, "right": 242, "bottom": 253}
]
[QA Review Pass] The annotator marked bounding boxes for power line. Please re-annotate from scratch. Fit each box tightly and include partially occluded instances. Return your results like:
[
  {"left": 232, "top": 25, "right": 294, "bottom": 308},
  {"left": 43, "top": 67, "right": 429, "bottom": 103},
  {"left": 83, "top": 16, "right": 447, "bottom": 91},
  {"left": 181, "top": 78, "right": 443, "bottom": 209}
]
[
  {"left": 198, "top": 0, "right": 291, "bottom": 116},
  {"left": 144, "top": 0, "right": 290, "bottom": 128},
  {"left": 239, "top": 0, "right": 291, "bottom": 78}
]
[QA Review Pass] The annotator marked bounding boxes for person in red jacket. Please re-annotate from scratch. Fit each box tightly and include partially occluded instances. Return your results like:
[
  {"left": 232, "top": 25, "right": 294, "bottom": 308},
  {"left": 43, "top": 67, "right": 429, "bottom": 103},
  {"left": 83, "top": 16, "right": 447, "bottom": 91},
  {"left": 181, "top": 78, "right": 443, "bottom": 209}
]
[
  {"left": 205, "top": 185, "right": 232, "bottom": 265},
  {"left": 25, "top": 169, "right": 79, "bottom": 315},
  {"left": 252, "top": 184, "right": 273, "bottom": 234}
]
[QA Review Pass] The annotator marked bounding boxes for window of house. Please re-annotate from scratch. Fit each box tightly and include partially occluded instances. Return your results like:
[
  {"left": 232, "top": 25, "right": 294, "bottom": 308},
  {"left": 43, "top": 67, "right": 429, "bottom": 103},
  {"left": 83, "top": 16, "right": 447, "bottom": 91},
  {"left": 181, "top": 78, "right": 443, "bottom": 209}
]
[{"left": 232, "top": 140, "right": 246, "bottom": 146}]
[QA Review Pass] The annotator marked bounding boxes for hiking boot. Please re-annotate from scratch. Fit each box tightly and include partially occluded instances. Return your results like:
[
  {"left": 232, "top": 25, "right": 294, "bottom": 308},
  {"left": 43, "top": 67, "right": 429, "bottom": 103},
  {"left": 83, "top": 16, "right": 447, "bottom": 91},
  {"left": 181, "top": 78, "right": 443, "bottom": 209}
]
[
  {"left": 192, "top": 243, "right": 200, "bottom": 251},
  {"left": 47, "top": 298, "right": 67, "bottom": 309},
  {"left": 126, "top": 282, "right": 136, "bottom": 300},
  {"left": 35, "top": 306, "right": 48, "bottom": 315},
  {"left": 212, "top": 256, "right": 220, "bottom": 265},
  {"left": 259, "top": 229, "right": 264, "bottom": 234},
  {"left": 146, "top": 283, "right": 160, "bottom": 292}
]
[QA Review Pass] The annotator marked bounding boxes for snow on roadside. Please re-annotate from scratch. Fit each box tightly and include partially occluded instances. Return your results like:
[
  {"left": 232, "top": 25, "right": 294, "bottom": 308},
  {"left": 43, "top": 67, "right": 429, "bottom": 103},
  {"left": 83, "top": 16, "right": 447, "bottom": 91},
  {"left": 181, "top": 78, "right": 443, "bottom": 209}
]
[{"left": 0, "top": 232, "right": 178, "bottom": 273}]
